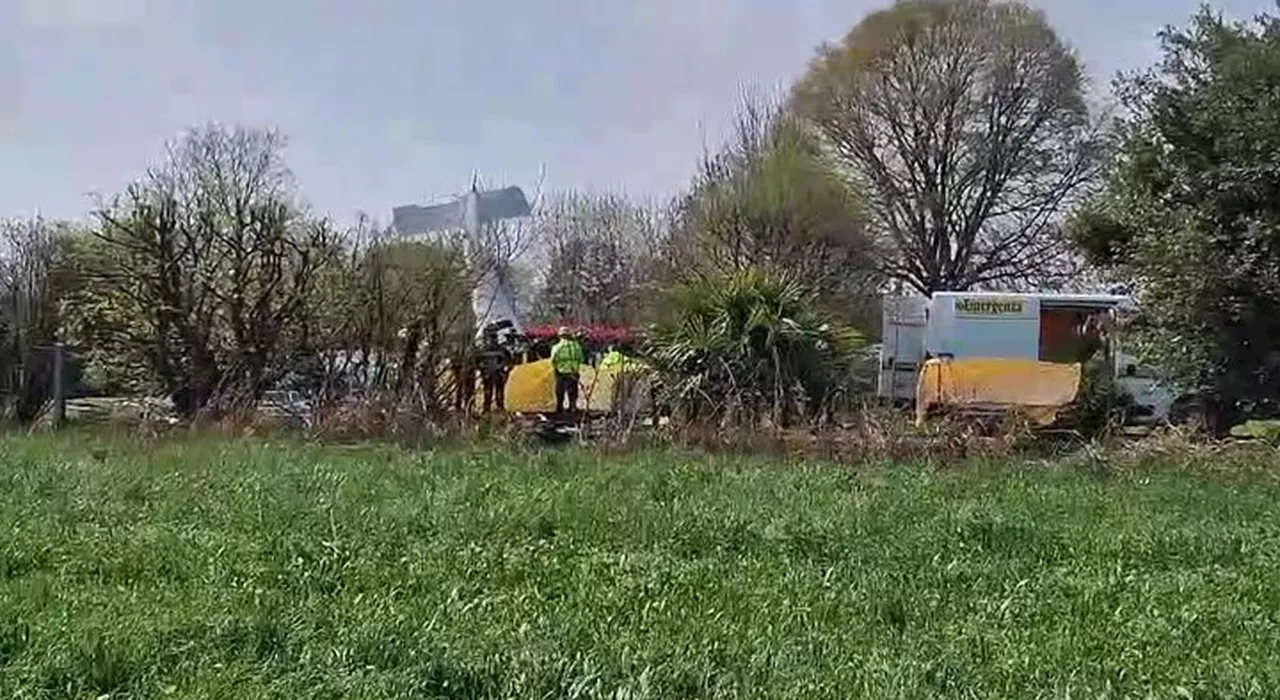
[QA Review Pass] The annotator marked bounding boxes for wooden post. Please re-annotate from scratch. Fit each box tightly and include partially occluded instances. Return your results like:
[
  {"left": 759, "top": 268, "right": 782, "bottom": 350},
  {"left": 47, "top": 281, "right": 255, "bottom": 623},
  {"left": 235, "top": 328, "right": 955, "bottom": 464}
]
[{"left": 51, "top": 342, "right": 66, "bottom": 427}]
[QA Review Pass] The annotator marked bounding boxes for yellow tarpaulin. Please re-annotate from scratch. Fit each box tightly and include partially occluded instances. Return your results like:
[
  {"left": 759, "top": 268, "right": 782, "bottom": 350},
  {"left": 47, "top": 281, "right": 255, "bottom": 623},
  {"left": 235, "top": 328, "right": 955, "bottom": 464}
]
[
  {"left": 915, "top": 357, "right": 1082, "bottom": 427},
  {"left": 444, "top": 355, "right": 654, "bottom": 414},
  {"left": 505, "top": 359, "right": 622, "bottom": 413}
]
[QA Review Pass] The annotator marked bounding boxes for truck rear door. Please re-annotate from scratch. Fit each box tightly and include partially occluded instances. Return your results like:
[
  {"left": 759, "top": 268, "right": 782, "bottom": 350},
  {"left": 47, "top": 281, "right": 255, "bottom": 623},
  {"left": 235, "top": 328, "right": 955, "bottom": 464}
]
[{"left": 877, "top": 296, "right": 928, "bottom": 402}]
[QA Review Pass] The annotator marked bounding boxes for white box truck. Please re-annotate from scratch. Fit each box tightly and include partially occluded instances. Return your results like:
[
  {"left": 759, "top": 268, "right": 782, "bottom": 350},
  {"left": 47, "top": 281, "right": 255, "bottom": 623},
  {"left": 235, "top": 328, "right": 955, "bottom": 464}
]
[{"left": 876, "top": 291, "right": 1178, "bottom": 424}]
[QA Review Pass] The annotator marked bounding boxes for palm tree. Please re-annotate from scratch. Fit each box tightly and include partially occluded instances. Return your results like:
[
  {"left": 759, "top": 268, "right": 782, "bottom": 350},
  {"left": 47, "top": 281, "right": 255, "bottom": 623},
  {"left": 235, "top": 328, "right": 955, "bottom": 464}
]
[{"left": 647, "top": 269, "right": 866, "bottom": 427}]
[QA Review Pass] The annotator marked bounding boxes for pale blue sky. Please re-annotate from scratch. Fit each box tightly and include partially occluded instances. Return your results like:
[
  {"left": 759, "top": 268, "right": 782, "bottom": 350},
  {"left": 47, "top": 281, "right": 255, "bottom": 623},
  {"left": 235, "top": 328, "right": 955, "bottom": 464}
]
[{"left": 0, "top": 0, "right": 1273, "bottom": 223}]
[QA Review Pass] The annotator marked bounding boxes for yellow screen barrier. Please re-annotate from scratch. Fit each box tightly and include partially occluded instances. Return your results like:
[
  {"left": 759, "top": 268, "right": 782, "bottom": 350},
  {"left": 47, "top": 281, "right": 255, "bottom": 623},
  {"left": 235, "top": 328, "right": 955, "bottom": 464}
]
[
  {"left": 503, "top": 358, "right": 653, "bottom": 413},
  {"left": 916, "top": 357, "right": 1082, "bottom": 427}
]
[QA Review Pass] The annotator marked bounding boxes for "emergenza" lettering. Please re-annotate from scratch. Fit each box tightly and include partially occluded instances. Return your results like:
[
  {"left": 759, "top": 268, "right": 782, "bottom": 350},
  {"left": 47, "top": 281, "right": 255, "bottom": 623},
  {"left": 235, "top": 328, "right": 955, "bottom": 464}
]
[{"left": 954, "top": 297, "right": 1025, "bottom": 316}]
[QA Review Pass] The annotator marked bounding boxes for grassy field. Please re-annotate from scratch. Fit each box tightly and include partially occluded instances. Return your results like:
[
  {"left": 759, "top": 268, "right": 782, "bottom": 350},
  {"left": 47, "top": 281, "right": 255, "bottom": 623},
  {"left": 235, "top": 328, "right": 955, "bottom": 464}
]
[{"left": 1, "top": 434, "right": 1279, "bottom": 698}]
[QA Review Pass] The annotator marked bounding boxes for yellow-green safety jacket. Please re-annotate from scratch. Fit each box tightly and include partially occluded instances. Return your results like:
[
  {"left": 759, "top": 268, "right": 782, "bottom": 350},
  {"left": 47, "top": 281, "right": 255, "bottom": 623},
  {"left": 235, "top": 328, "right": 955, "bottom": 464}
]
[{"left": 550, "top": 338, "right": 585, "bottom": 375}]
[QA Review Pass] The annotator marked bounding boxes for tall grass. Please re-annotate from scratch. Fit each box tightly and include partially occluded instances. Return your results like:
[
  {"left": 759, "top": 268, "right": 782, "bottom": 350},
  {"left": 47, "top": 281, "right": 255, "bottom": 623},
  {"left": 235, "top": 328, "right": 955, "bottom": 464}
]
[{"left": 1, "top": 433, "right": 1279, "bottom": 697}]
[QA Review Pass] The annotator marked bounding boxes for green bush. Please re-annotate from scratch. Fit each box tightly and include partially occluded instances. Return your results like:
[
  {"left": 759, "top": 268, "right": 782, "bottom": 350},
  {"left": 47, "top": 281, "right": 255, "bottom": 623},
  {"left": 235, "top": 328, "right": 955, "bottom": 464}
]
[
  {"left": 646, "top": 269, "right": 867, "bottom": 426},
  {"left": 1057, "top": 355, "right": 1132, "bottom": 438}
]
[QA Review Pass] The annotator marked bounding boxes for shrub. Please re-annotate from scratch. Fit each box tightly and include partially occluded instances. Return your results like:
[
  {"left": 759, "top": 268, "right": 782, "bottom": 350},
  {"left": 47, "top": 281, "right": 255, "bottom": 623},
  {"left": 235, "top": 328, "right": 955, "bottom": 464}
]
[
  {"left": 646, "top": 269, "right": 867, "bottom": 427},
  {"left": 1057, "top": 355, "right": 1132, "bottom": 438}
]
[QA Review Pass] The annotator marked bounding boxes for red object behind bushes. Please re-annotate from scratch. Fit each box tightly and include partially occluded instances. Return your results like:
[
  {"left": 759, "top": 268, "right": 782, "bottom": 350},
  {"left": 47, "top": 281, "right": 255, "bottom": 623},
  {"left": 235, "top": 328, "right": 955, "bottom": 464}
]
[{"left": 524, "top": 325, "right": 637, "bottom": 344}]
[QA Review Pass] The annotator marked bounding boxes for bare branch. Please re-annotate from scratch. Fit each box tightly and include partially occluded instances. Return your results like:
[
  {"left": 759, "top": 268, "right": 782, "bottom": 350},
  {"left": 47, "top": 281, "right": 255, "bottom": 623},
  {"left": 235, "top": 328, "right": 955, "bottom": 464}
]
[
  {"left": 71, "top": 124, "right": 336, "bottom": 417},
  {"left": 668, "top": 90, "right": 881, "bottom": 321},
  {"left": 793, "top": 0, "right": 1103, "bottom": 293}
]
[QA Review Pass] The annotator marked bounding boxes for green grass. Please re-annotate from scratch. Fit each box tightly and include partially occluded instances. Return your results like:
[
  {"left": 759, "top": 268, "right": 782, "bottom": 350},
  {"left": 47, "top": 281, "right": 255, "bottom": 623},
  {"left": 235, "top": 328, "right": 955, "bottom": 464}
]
[{"left": 1, "top": 433, "right": 1280, "bottom": 698}]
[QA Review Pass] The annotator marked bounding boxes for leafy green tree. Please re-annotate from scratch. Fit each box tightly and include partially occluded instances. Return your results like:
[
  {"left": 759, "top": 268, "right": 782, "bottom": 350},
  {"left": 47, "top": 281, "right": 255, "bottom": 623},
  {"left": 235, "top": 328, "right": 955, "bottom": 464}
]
[
  {"left": 793, "top": 0, "right": 1100, "bottom": 293},
  {"left": 1070, "top": 6, "right": 1280, "bottom": 433},
  {"left": 325, "top": 232, "right": 473, "bottom": 401},
  {"left": 55, "top": 232, "right": 154, "bottom": 396}
]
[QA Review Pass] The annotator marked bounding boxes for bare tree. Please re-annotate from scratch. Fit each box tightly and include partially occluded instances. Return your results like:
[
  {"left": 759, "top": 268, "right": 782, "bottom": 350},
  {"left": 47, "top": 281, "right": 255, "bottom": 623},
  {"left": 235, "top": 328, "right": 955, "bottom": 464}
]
[
  {"left": 793, "top": 0, "right": 1102, "bottom": 293},
  {"left": 66, "top": 124, "right": 340, "bottom": 418},
  {"left": 307, "top": 217, "right": 474, "bottom": 409},
  {"left": 0, "top": 218, "right": 70, "bottom": 422},
  {"left": 667, "top": 91, "right": 880, "bottom": 323},
  {"left": 532, "top": 191, "right": 660, "bottom": 325}
]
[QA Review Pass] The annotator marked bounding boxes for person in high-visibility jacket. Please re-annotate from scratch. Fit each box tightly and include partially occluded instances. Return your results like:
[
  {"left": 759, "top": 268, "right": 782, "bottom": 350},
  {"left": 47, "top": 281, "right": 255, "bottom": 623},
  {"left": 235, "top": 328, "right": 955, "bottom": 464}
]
[
  {"left": 598, "top": 344, "right": 629, "bottom": 411},
  {"left": 600, "top": 344, "right": 624, "bottom": 369},
  {"left": 550, "top": 326, "right": 585, "bottom": 413}
]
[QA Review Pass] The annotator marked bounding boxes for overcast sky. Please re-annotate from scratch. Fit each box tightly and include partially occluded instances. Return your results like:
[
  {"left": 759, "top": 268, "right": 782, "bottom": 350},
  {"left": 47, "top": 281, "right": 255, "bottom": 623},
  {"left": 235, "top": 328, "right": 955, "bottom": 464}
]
[{"left": 0, "top": 0, "right": 1273, "bottom": 223}]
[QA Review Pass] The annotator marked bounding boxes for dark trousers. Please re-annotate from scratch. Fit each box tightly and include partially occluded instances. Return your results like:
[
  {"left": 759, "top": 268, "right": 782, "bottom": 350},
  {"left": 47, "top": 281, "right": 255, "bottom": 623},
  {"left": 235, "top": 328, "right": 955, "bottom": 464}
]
[
  {"left": 453, "top": 363, "right": 474, "bottom": 412},
  {"left": 554, "top": 372, "right": 579, "bottom": 413},
  {"left": 482, "top": 370, "right": 507, "bottom": 412}
]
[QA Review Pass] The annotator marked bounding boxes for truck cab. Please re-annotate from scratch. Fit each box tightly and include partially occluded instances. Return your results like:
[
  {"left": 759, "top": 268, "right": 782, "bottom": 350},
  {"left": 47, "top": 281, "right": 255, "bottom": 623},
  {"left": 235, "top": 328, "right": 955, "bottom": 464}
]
[{"left": 1112, "top": 350, "right": 1178, "bottom": 424}]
